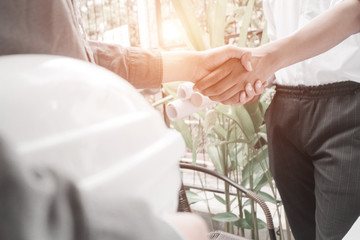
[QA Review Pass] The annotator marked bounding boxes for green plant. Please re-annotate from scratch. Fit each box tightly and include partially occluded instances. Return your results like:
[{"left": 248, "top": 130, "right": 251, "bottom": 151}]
[{"left": 160, "top": 0, "right": 289, "bottom": 239}]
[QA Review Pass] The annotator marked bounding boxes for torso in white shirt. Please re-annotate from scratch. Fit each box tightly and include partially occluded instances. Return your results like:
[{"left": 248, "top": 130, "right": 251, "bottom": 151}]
[{"left": 263, "top": 0, "right": 360, "bottom": 86}]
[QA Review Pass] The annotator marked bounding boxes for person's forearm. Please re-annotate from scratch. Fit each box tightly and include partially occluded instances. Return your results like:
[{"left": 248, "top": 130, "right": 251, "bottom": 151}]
[
  {"left": 89, "top": 41, "right": 163, "bottom": 89},
  {"left": 162, "top": 51, "right": 201, "bottom": 83},
  {"left": 162, "top": 46, "right": 252, "bottom": 83},
  {"left": 255, "top": 0, "right": 360, "bottom": 73}
]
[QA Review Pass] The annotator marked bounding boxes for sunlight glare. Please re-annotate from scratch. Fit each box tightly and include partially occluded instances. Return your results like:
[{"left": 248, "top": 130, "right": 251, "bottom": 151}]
[{"left": 162, "top": 19, "right": 183, "bottom": 44}]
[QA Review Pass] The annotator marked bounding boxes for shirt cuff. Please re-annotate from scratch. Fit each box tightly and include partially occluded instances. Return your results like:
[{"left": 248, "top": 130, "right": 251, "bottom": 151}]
[
  {"left": 89, "top": 41, "right": 162, "bottom": 89},
  {"left": 127, "top": 47, "right": 163, "bottom": 89}
]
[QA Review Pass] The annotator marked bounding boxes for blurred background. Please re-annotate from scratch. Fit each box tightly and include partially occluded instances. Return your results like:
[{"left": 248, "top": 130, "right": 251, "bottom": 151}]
[{"left": 77, "top": 0, "right": 266, "bottom": 49}]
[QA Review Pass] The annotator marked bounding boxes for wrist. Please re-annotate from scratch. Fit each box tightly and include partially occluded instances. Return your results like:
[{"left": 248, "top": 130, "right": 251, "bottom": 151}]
[
  {"left": 254, "top": 35, "right": 296, "bottom": 74},
  {"left": 162, "top": 51, "right": 200, "bottom": 83},
  {"left": 249, "top": 47, "right": 279, "bottom": 83}
]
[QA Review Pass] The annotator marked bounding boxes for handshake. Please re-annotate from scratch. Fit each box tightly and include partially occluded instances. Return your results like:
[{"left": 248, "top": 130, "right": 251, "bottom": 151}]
[{"left": 164, "top": 45, "right": 273, "bottom": 121}]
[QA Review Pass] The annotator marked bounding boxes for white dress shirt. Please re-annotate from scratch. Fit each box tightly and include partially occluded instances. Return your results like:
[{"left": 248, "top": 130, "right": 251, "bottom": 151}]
[{"left": 263, "top": 0, "right": 360, "bottom": 86}]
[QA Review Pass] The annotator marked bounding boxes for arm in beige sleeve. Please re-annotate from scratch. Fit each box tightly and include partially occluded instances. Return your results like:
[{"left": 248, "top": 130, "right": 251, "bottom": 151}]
[
  {"left": 89, "top": 41, "right": 163, "bottom": 89},
  {"left": 90, "top": 41, "right": 252, "bottom": 89}
]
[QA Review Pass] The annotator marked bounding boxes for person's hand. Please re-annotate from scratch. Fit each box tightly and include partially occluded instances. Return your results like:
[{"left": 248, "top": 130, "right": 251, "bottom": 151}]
[
  {"left": 193, "top": 51, "right": 274, "bottom": 105},
  {"left": 192, "top": 45, "right": 253, "bottom": 81},
  {"left": 162, "top": 45, "right": 252, "bottom": 83},
  {"left": 236, "top": 80, "right": 268, "bottom": 105}
]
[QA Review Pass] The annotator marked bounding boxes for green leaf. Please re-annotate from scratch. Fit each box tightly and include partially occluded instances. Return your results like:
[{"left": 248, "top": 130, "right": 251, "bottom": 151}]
[
  {"left": 260, "top": 18, "right": 269, "bottom": 45},
  {"left": 207, "top": 145, "right": 224, "bottom": 174},
  {"left": 258, "top": 132, "right": 268, "bottom": 142},
  {"left": 212, "top": 125, "right": 228, "bottom": 140},
  {"left": 204, "top": 109, "right": 218, "bottom": 133},
  {"left": 206, "top": 2, "right": 216, "bottom": 46},
  {"left": 208, "top": 0, "right": 228, "bottom": 47},
  {"left": 233, "top": 218, "right": 252, "bottom": 229},
  {"left": 244, "top": 101, "right": 264, "bottom": 131},
  {"left": 238, "top": 0, "right": 255, "bottom": 47},
  {"left": 244, "top": 209, "right": 254, "bottom": 229},
  {"left": 214, "top": 104, "right": 232, "bottom": 117},
  {"left": 214, "top": 193, "right": 226, "bottom": 205},
  {"left": 185, "top": 190, "right": 203, "bottom": 204},
  {"left": 258, "top": 123, "right": 267, "bottom": 133},
  {"left": 254, "top": 173, "right": 268, "bottom": 192},
  {"left": 215, "top": 105, "right": 256, "bottom": 142},
  {"left": 170, "top": 0, "right": 206, "bottom": 50},
  {"left": 236, "top": 212, "right": 267, "bottom": 230},
  {"left": 230, "top": 197, "right": 237, "bottom": 205},
  {"left": 212, "top": 212, "right": 238, "bottom": 222},
  {"left": 192, "top": 120, "right": 201, "bottom": 164},
  {"left": 239, "top": 209, "right": 266, "bottom": 229},
  {"left": 231, "top": 106, "right": 256, "bottom": 142},
  {"left": 243, "top": 198, "right": 251, "bottom": 207},
  {"left": 257, "top": 147, "right": 269, "bottom": 163},
  {"left": 256, "top": 218, "right": 267, "bottom": 229},
  {"left": 162, "top": 82, "right": 182, "bottom": 98},
  {"left": 257, "top": 191, "right": 277, "bottom": 204},
  {"left": 242, "top": 147, "right": 269, "bottom": 182},
  {"left": 171, "top": 119, "right": 193, "bottom": 150},
  {"left": 242, "top": 160, "right": 262, "bottom": 185}
]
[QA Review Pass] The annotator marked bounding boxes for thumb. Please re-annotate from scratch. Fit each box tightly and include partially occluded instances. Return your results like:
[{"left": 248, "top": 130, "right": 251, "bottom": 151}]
[{"left": 241, "top": 51, "right": 253, "bottom": 72}]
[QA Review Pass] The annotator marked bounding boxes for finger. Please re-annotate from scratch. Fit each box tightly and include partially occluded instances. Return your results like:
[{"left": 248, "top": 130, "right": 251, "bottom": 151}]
[
  {"left": 241, "top": 51, "right": 253, "bottom": 72},
  {"left": 193, "top": 67, "right": 231, "bottom": 92},
  {"left": 221, "top": 92, "right": 241, "bottom": 105},
  {"left": 210, "top": 75, "right": 262, "bottom": 102},
  {"left": 220, "top": 90, "right": 249, "bottom": 105},
  {"left": 204, "top": 45, "right": 247, "bottom": 70},
  {"left": 201, "top": 72, "right": 241, "bottom": 97},
  {"left": 208, "top": 81, "right": 245, "bottom": 102},
  {"left": 240, "top": 91, "right": 247, "bottom": 104},
  {"left": 195, "top": 58, "right": 245, "bottom": 95},
  {"left": 241, "top": 91, "right": 255, "bottom": 105},
  {"left": 253, "top": 80, "right": 268, "bottom": 95},
  {"left": 263, "top": 80, "right": 269, "bottom": 87},
  {"left": 235, "top": 93, "right": 260, "bottom": 106},
  {"left": 245, "top": 95, "right": 261, "bottom": 104},
  {"left": 245, "top": 83, "right": 256, "bottom": 99},
  {"left": 254, "top": 80, "right": 262, "bottom": 94},
  {"left": 221, "top": 90, "right": 258, "bottom": 106}
]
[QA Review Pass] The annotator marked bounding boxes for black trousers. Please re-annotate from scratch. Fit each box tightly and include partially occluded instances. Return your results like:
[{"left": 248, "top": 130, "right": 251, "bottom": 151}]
[{"left": 265, "top": 81, "right": 360, "bottom": 240}]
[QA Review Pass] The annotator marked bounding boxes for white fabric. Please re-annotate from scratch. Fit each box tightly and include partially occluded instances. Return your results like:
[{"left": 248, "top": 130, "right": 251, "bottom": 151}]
[
  {"left": 263, "top": 0, "right": 360, "bottom": 86},
  {"left": 343, "top": 217, "right": 360, "bottom": 240}
]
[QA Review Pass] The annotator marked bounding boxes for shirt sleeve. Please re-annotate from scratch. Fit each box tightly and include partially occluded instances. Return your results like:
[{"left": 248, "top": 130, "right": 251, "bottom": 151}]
[
  {"left": 89, "top": 41, "right": 163, "bottom": 89},
  {"left": 0, "top": 0, "right": 90, "bottom": 62},
  {"left": 262, "top": 0, "right": 277, "bottom": 41}
]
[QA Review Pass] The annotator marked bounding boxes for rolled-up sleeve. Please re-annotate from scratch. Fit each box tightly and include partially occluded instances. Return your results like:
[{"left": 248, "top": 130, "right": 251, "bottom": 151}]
[{"left": 89, "top": 41, "right": 162, "bottom": 89}]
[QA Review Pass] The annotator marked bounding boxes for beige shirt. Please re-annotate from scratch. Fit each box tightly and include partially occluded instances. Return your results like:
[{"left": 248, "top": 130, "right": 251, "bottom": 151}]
[
  {"left": 263, "top": 0, "right": 360, "bottom": 86},
  {"left": 0, "top": 0, "right": 162, "bottom": 89}
]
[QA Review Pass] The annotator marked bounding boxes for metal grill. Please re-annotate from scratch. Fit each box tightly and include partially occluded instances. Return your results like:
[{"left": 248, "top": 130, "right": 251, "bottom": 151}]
[{"left": 78, "top": 0, "right": 140, "bottom": 46}]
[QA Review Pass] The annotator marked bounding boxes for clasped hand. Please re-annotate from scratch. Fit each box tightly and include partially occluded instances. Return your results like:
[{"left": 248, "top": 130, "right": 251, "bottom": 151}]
[{"left": 193, "top": 47, "right": 272, "bottom": 105}]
